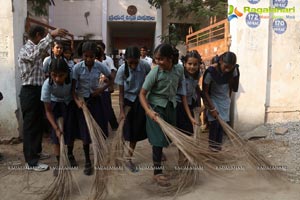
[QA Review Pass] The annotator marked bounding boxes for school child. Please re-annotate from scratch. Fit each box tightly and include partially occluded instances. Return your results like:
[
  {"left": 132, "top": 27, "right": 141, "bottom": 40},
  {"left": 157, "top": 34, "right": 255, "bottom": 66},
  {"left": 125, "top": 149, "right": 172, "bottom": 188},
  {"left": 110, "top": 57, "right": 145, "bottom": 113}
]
[
  {"left": 139, "top": 43, "right": 196, "bottom": 187},
  {"left": 176, "top": 50, "right": 202, "bottom": 134},
  {"left": 202, "top": 52, "right": 240, "bottom": 152},
  {"left": 43, "top": 40, "right": 64, "bottom": 75},
  {"left": 115, "top": 46, "right": 151, "bottom": 172},
  {"left": 175, "top": 50, "right": 202, "bottom": 165},
  {"left": 41, "top": 57, "right": 78, "bottom": 176},
  {"left": 98, "top": 42, "right": 119, "bottom": 131},
  {"left": 72, "top": 41, "right": 112, "bottom": 175},
  {"left": 63, "top": 45, "right": 75, "bottom": 70}
]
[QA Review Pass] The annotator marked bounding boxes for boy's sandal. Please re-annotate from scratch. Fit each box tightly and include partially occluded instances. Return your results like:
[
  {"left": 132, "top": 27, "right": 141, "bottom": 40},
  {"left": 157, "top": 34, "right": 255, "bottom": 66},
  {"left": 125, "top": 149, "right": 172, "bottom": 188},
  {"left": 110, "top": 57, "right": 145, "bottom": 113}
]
[{"left": 153, "top": 174, "right": 171, "bottom": 187}]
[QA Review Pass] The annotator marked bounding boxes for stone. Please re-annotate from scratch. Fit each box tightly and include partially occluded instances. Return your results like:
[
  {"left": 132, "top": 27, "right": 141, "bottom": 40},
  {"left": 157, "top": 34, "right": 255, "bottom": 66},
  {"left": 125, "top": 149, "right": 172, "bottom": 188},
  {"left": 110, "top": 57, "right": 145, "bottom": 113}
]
[
  {"left": 243, "top": 125, "right": 269, "bottom": 140},
  {"left": 275, "top": 127, "right": 288, "bottom": 135}
]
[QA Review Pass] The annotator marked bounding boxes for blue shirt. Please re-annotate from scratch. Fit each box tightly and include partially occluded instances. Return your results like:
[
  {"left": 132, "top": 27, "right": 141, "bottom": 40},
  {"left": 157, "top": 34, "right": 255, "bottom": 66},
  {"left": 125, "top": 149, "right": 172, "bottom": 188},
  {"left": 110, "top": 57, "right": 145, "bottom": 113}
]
[
  {"left": 41, "top": 77, "right": 73, "bottom": 104},
  {"left": 115, "top": 60, "right": 151, "bottom": 102},
  {"left": 176, "top": 72, "right": 200, "bottom": 105},
  {"left": 204, "top": 67, "right": 238, "bottom": 122},
  {"left": 72, "top": 61, "right": 111, "bottom": 98}
]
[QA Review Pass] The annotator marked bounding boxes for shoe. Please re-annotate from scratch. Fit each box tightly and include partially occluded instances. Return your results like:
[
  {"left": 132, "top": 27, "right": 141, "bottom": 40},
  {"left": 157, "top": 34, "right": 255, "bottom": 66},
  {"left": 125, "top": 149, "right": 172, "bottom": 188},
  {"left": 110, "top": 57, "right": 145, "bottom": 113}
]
[
  {"left": 68, "top": 155, "right": 78, "bottom": 167},
  {"left": 38, "top": 152, "right": 50, "bottom": 160},
  {"left": 125, "top": 160, "right": 139, "bottom": 173},
  {"left": 84, "top": 162, "right": 93, "bottom": 176},
  {"left": 25, "top": 163, "right": 49, "bottom": 172}
]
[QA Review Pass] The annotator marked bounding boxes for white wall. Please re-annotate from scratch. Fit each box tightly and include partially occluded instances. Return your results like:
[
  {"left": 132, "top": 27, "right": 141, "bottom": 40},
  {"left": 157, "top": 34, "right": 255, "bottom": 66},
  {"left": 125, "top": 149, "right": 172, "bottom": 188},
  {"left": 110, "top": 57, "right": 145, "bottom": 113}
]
[
  {"left": 0, "top": 0, "right": 27, "bottom": 137},
  {"left": 108, "top": 0, "right": 156, "bottom": 19},
  {"left": 49, "top": 0, "right": 103, "bottom": 40},
  {"left": 230, "top": 0, "right": 300, "bottom": 131}
]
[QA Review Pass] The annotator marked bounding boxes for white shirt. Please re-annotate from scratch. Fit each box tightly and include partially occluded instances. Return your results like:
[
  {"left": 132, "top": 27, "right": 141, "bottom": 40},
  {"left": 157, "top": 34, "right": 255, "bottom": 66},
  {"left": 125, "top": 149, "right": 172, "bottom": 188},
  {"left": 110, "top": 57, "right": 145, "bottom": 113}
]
[{"left": 141, "top": 56, "right": 153, "bottom": 66}]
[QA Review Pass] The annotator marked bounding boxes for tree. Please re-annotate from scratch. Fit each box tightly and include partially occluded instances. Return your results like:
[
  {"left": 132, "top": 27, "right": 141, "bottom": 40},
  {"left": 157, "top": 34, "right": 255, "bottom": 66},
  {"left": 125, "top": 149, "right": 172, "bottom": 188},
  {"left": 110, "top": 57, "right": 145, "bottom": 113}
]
[
  {"left": 148, "top": 0, "right": 227, "bottom": 19},
  {"left": 29, "top": 0, "right": 55, "bottom": 16}
]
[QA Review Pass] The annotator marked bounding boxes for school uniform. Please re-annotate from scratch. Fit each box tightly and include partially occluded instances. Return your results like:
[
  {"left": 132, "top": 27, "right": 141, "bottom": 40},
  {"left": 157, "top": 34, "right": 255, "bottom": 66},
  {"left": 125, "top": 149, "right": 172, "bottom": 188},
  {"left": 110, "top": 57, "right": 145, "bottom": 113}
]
[
  {"left": 41, "top": 75, "right": 78, "bottom": 145},
  {"left": 176, "top": 71, "right": 201, "bottom": 135},
  {"left": 99, "top": 58, "right": 119, "bottom": 130},
  {"left": 203, "top": 66, "right": 239, "bottom": 149},
  {"left": 72, "top": 60, "right": 111, "bottom": 143},
  {"left": 115, "top": 60, "right": 151, "bottom": 142},
  {"left": 43, "top": 56, "right": 72, "bottom": 73},
  {"left": 142, "top": 64, "right": 186, "bottom": 147}
]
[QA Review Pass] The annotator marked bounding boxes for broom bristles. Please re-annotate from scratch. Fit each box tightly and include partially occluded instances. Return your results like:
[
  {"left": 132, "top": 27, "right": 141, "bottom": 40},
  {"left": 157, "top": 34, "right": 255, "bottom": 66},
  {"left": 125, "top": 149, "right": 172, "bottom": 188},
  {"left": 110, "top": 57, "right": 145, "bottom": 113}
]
[
  {"left": 42, "top": 118, "right": 81, "bottom": 200},
  {"left": 216, "top": 116, "right": 286, "bottom": 181},
  {"left": 81, "top": 103, "right": 109, "bottom": 200}
]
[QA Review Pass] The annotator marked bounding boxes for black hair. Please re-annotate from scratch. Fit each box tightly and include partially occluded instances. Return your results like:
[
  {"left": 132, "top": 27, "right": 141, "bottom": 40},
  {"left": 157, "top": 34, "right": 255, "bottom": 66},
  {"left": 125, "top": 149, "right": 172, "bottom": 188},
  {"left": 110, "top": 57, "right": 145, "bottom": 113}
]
[
  {"left": 96, "top": 45, "right": 104, "bottom": 61},
  {"left": 49, "top": 57, "right": 70, "bottom": 85},
  {"left": 154, "top": 43, "right": 178, "bottom": 65},
  {"left": 140, "top": 46, "right": 148, "bottom": 50},
  {"left": 82, "top": 41, "right": 97, "bottom": 55},
  {"left": 99, "top": 41, "right": 106, "bottom": 51},
  {"left": 221, "top": 51, "right": 237, "bottom": 65},
  {"left": 124, "top": 46, "right": 140, "bottom": 78},
  {"left": 211, "top": 55, "right": 219, "bottom": 64},
  {"left": 28, "top": 25, "right": 46, "bottom": 40},
  {"left": 184, "top": 50, "right": 202, "bottom": 79},
  {"left": 50, "top": 40, "right": 63, "bottom": 59}
]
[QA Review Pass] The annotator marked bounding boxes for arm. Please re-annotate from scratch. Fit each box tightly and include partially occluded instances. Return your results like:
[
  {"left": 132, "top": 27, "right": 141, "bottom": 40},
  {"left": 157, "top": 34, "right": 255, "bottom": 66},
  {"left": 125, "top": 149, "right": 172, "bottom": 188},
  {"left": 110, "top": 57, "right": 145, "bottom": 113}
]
[
  {"left": 119, "top": 85, "right": 125, "bottom": 120},
  {"left": 72, "top": 79, "right": 83, "bottom": 108},
  {"left": 181, "top": 95, "right": 197, "bottom": 125},
  {"left": 139, "top": 88, "right": 158, "bottom": 122},
  {"left": 229, "top": 64, "right": 240, "bottom": 95},
  {"left": 19, "top": 29, "right": 68, "bottom": 63},
  {"left": 44, "top": 102, "right": 63, "bottom": 138},
  {"left": 202, "top": 83, "right": 218, "bottom": 118}
]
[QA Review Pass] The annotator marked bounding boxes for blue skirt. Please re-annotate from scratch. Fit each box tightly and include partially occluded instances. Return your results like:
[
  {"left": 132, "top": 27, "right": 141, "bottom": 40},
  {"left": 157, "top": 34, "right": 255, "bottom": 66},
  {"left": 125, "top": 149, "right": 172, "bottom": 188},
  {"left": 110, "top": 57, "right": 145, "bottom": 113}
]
[
  {"left": 76, "top": 95, "right": 108, "bottom": 144},
  {"left": 50, "top": 101, "right": 79, "bottom": 145},
  {"left": 123, "top": 98, "right": 147, "bottom": 142},
  {"left": 176, "top": 102, "right": 194, "bottom": 135}
]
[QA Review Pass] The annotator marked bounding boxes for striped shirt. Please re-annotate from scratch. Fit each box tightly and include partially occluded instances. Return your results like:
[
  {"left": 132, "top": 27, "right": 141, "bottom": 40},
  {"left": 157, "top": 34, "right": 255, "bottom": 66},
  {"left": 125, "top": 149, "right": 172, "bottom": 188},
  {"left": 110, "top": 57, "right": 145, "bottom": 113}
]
[{"left": 18, "top": 34, "right": 53, "bottom": 86}]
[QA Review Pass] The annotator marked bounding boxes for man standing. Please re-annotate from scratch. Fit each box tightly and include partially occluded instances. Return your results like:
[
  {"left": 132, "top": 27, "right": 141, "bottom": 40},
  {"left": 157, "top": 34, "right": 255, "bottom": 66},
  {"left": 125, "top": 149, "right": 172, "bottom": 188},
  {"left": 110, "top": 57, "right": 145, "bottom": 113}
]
[
  {"left": 140, "top": 46, "right": 153, "bottom": 66},
  {"left": 18, "top": 25, "right": 67, "bottom": 171}
]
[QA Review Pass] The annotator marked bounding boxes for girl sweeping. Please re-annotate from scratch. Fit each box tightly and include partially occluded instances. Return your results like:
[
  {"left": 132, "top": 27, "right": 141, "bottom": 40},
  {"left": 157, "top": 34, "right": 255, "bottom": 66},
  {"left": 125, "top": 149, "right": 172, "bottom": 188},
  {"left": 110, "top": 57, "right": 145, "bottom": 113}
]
[
  {"left": 176, "top": 50, "right": 202, "bottom": 134},
  {"left": 72, "top": 41, "right": 112, "bottom": 175},
  {"left": 115, "top": 46, "right": 151, "bottom": 172},
  {"left": 41, "top": 57, "right": 78, "bottom": 177},
  {"left": 202, "top": 52, "right": 240, "bottom": 152},
  {"left": 175, "top": 50, "right": 202, "bottom": 165},
  {"left": 139, "top": 43, "right": 196, "bottom": 187}
]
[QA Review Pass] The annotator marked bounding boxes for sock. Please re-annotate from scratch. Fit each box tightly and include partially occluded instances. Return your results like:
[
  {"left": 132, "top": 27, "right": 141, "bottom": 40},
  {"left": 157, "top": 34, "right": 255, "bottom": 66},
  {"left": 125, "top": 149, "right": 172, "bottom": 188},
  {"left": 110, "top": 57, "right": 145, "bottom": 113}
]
[{"left": 83, "top": 144, "right": 91, "bottom": 164}]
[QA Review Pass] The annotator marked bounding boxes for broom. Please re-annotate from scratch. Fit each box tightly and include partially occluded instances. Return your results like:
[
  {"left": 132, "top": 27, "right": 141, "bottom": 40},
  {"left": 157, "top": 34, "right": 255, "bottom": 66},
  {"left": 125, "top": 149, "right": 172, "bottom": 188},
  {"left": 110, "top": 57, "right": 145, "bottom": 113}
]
[
  {"left": 80, "top": 103, "right": 109, "bottom": 200},
  {"left": 108, "top": 106, "right": 131, "bottom": 167},
  {"left": 156, "top": 116, "right": 235, "bottom": 195},
  {"left": 42, "top": 118, "right": 81, "bottom": 200},
  {"left": 216, "top": 116, "right": 286, "bottom": 181}
]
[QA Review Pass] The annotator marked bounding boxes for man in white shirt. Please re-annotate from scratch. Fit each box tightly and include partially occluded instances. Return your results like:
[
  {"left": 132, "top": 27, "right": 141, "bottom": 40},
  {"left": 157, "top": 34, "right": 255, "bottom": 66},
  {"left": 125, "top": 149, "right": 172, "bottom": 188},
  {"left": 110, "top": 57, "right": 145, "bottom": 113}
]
[{"left": 140, "top": 46, "right": 153, "bottom": 66}]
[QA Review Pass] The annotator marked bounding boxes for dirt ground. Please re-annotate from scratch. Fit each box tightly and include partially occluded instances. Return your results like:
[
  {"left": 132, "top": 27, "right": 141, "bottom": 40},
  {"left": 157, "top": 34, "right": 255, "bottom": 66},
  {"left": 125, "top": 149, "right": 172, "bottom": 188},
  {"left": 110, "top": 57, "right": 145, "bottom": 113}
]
[{"left": 0, "top": 92, "right": 300, "bottom": 200}]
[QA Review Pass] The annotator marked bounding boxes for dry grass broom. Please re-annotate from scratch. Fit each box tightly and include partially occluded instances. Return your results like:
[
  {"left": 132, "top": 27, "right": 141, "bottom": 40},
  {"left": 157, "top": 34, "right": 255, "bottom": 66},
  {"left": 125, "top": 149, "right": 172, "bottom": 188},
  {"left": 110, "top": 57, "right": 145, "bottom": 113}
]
[
  {"left": 216, "top": 116, "right": 286, "bottom": 181},
  {"left": 156, "top": 116, "right": 235, "bottom": 195},
  {"left": 108, "top": 106, "right": 131, "bottom": 167},
  {"left": 42, "top": 118, "right": 81, "bottom": 200},
  {"left": 80, "top": 103, "right": 109, "bottom": 200}
]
